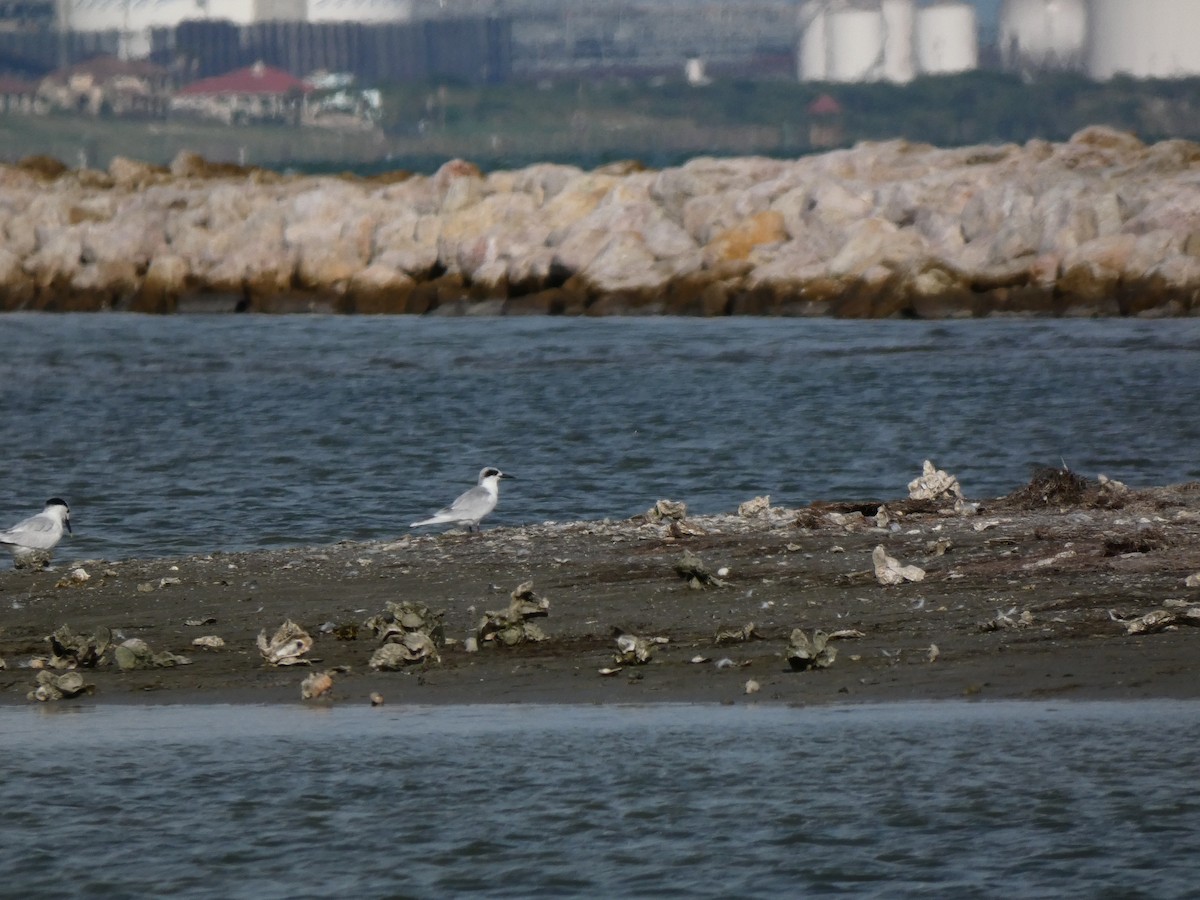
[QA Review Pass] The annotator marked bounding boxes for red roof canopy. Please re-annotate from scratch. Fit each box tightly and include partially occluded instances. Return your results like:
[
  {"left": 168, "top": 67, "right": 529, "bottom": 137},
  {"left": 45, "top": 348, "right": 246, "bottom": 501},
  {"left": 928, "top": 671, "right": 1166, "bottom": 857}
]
[
  {"left": 808, "top": 94, "right": 843, "bottom": 116},
  {"left": 178, "top": 64, "right": 312, "bottom": 97}
]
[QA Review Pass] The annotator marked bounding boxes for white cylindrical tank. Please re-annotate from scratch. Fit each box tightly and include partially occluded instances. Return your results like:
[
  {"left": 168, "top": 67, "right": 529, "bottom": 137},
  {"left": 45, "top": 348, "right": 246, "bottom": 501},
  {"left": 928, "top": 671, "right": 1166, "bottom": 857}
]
[
  {"left": 57, "top": 0, "right": 257, "bottom": 31},
  {"left": 827, "top": 3, "right": 884, "bottom": 83},
  {"left": 797, "top": 0, "right": 829, "bottom": 82},
  {"left": 1086, "top": 0, "right": 1200, "bottom": 80},
  {"left": 307, "top": 0, "right": 413, "bottom": 23},
  {"left": 915, "top": 1, "right": 978, "bottom": 75},
  {"left": 880, "top": 0, "right": 915, "bottom": 84},
  {"left": 999, "top": 0, "right": 1086, "bottom": 72},
  {"left": 253, "top": 0, "right": 306, "bottom": 22}
]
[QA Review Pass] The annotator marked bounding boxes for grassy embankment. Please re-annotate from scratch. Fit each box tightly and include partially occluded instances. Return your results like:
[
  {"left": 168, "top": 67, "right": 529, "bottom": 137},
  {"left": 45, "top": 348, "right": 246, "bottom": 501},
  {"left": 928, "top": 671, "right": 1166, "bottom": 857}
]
[{"left": 2, "top": 72, "right": 1197, "bottom": 174}]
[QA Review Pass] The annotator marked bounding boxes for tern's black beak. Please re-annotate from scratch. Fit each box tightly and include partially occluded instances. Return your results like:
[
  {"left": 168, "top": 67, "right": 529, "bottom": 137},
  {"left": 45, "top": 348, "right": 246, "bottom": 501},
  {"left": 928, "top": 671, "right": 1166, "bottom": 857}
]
[
  {"left": 501, "top": 472, "right": 515, "bottom": 479},
  {"left": 65, "top": 519, "right": 72, "bottom": 534}
]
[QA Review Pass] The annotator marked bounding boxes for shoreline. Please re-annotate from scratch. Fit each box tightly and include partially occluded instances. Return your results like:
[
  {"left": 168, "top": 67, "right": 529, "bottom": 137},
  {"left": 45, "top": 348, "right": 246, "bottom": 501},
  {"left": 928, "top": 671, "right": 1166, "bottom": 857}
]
[{"left": 3, "top": 477, "right": 1198, "bottom": 708}]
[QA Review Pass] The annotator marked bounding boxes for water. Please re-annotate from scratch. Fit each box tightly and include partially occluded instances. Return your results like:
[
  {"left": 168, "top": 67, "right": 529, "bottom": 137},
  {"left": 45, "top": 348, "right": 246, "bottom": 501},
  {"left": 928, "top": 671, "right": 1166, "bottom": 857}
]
[
  {"left": 0, "top": 701, "right": 1197, "bottom": 898},
  {"left": 1, "top": 314, "right": 1198, "bottom": 560}
]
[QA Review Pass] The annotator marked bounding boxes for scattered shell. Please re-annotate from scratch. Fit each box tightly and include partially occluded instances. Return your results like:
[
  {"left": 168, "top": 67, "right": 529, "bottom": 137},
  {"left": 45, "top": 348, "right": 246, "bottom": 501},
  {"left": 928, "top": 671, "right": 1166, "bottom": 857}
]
[
  {"left": 978, "top": 608, "right": 1035, "bottom": 632},
  {"left": 674, "top": 550, "right": 729, "bottom": 589},
  {"left": 689, "top": 655, "right": 711, "bottom": 664},
  {"left": 738, "top": 496, "right": 771, "bottom": 518},
  {"left": 256, "top": 620, "right": 314, "bottom": 666},
  {"left": 464, "top": 636, "right": 479, "bottom": 653},
  {"left": 827, "top": 511, "right": 865, "bottom": 530},
  {"left": 477, "top": 581, "right": 550, "bottom": 647},
  {"left": 786, "top": 629, "right": 837, "bottom": 671},
  {"left": 364, "top": 601, "right": 443, "bottom": 665},
  {"left": 47, "top": 625, "right": 112, "bottom": 669},
  {"left": 613, "top": 632, "right": 668, "bottom": 665},
  {"left": 191, "top": 635, "right": 225, "bottom": 650},
  {"left": 973, "top": 519, "right": 1001, "bottom": 532},
  {"left": 954, "top": 498, "right": 980, "bottom": 516},
  {"left": 925, "top": 539, "right": 954, "bottom": 557},
  {"left": 715, "top": 658, "right": 737, "bottom": 669},
  {"left": 369, "top": 692, "right": 385, "bottom": 706},
  {"left": 668, "top": 519, "right": 708, "bottom": 538},
  {"left": 184, "top": 617, "right": 217, "bottom": 627},
  {"left": 369, "top": 633, "right": 441, "bottom": 670},
  {"left": 0, "top": 656, "right": 6, "bottom": 670},
  {"left": 826, "top": 629, "right": 866, "bottom": 640},
  {"left": 300, "top": 670, "right": 334, "bottom": 700},
  {"left": 1119, "top": 608, "right": 1200, "bottom": 635},
  {"left": 927, "top": 643, "right": 941, "bottom": 663},
  {"left": 713, "top": 622, "right": 764, "bottom": 644},
  {"left": 114, "top": 638, "right": 192, "bottom": 670},
  {"left": 28, "top": 670, "right": 95, "bottom": 702},
  {"left": 872, "top": 545, "right": 926, "bottom": 585},
  {"left": 1185, "top": 573, "right": 1200, "bottom": 588},
  {"left": 1023, "top": 549, "right": 1077, "bottom": 570},
  {"left": 159, "top": 577, "right": 181, "bottom": 588},
  {"left": 644, "top": 499, "right": 688, "bottom": 522},
  {"left": 54, "top": 567, "right": 91, "bottom": 588},
  {"left": 744, "top": 679, "right": 761, "bottom": 695},
  {"left": 598, "top": 667, "right": 623, "bottom": 676},
  {"left": 907, "top": 459, "right": 963, "bottom": 501}
]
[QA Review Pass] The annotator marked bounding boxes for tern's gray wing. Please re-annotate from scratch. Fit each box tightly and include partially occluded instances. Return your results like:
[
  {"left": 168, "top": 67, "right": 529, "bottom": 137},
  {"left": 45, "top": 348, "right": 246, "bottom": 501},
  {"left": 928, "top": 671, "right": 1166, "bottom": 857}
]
[
  {"left": 0, "top": 513, "right": 59, "bottom": 549},
  {"left": 444, "top": 485, "right": 491, "bottom": 516}
]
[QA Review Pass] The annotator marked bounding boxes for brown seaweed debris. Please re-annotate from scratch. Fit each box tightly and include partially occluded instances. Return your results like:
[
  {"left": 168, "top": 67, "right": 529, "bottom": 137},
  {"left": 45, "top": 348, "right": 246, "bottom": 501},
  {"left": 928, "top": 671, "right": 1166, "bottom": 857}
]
[{"left": 1000, "top": 466, "right": 1126, "bottom": 510}]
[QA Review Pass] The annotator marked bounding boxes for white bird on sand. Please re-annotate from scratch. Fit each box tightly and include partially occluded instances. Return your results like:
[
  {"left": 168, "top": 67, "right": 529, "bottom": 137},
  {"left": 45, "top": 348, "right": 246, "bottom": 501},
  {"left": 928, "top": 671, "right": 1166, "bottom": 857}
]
[
  {"left": 411, "top": 468, "right": 512, "bottom": 532},
  {"left": 1, "top": 498, "right": 72, "bottom": 568}
]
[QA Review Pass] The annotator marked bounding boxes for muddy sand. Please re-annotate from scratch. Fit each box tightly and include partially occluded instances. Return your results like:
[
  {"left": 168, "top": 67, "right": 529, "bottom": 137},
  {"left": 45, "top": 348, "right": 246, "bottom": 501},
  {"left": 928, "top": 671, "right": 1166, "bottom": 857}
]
[{"left": 2, "top": 475, "right": 1199, "bottom": 707}]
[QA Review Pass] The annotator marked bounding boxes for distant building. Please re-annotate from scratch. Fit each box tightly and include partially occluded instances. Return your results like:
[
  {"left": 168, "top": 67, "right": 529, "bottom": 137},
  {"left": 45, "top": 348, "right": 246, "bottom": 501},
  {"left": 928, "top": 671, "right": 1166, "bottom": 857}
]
[
  {"left": 0, "top": 73, "right": 42, "bottom": 112},
  {"left": 807, "top": 92, "right": 843, "bottom": 147},
  {"left": 38, "top": 56, "right": 171, "bottom": 116},
  {"left": 171, "top": 61, "right": 312, "bottom": 124}
]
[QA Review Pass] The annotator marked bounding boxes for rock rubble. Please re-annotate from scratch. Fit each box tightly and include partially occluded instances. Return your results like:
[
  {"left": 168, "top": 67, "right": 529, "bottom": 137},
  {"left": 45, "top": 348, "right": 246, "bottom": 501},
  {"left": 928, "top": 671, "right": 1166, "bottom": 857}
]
[{"left": 3, "top": 127, "right": 1199, "bottom": 316}]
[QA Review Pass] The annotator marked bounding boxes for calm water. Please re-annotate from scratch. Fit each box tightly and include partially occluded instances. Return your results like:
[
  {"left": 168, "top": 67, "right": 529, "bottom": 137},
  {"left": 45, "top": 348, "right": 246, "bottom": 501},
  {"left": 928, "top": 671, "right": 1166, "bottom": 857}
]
[
  {"left": 1, "top": 314, "right": 1199, "bottom": 560},
  {"left": 0, "top": 701, "right": 1197, "bottom": 898}
]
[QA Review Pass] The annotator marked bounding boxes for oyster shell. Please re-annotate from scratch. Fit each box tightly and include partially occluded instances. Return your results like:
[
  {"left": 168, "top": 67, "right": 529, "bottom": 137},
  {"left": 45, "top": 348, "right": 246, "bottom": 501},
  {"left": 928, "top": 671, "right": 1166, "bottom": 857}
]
[{"left": 257, "top": 620, "right": 314, "bottom": 666}]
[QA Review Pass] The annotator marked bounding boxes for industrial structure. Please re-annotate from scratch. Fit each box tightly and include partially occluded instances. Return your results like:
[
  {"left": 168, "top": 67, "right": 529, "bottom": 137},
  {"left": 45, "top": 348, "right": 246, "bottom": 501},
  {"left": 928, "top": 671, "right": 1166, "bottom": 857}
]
[
  {"left": 1084, "top": 0, "right": 1200, "bottom": 81},
  {"left": 0, "top": 2, "right": 1197, "bottom": 88},
  {"left": 998, "top": 0, "right": 1086, "bottom": 76},
  {"left": 797, "top": 0, "right": 977, "bottom": 84},
  {"left": 798, "top": 0, "right": 1200, "bottom": 84},
  {"left": 0, "top": 0, "right": 507, "bottom": 84}
]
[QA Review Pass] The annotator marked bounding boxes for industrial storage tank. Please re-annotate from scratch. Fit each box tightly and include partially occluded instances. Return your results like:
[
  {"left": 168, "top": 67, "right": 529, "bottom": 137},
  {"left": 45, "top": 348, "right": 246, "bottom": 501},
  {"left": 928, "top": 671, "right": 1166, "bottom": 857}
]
[
  {"left": 880, "top": 0, "right": 915, "bottom": 83},
  {"left": 827, "top": 1, "right": 884, "bottom": 83},
  {"left": 998, "top": 0, "right": 1085, "bottom": 73},
  {"left": 307, "top": 0, "right": 413, "bottom": 23},
  {"left": 1086, "top": 0, "right": 1200, "bottom": 80},
  {"left": 796, "top": 0, "right": 829, "bottom": 82},
  {"left": 914, "top": 0, "right": 977, "bottom": 75},
  {"left": 57, "top": 0, "right": 257, "bottom": 32}
]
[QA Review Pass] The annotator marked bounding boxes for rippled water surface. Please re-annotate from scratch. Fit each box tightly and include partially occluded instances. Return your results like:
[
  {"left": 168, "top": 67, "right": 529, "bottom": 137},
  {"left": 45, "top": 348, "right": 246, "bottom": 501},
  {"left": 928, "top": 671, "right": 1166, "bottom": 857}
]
[
  {"left": 1, "top": 314, "right": 1198, "bottom": 559},
  {"left": 1, "top": 701, "right": 1198, "bottom": 898}
]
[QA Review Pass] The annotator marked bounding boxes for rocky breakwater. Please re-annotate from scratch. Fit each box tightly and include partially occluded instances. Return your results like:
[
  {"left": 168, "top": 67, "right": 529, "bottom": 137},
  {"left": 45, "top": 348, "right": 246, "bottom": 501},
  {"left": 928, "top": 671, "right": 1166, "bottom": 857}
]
[{"left": 2, "top": 126, "right": 1199, "bottom": 317}]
